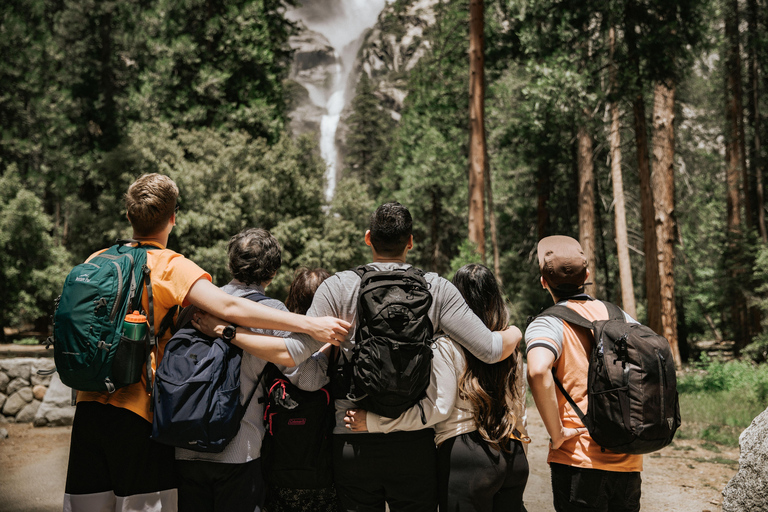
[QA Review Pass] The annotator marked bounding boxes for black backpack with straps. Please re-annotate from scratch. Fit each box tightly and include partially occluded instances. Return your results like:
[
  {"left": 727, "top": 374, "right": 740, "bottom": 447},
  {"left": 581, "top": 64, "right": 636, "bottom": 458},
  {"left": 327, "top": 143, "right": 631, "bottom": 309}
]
[
  {"left": 341, "top": 265, "right": 434, "bottom": 420},
  {"left": 538, "top": 301, "right": 680, "bottom": 454}
]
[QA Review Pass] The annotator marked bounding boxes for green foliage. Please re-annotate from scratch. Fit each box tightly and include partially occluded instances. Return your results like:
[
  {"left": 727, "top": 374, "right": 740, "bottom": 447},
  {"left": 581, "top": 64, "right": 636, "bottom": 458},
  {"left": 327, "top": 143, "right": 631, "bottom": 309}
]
[
  {"left": 344, "top": 72, "right": 396, "bottom": 198},
  {"left": 677, "top": 354, "right": 768, "bottom": 446},
  {"left": 0, "top": 169, "right": 72, "bottom": 333}
]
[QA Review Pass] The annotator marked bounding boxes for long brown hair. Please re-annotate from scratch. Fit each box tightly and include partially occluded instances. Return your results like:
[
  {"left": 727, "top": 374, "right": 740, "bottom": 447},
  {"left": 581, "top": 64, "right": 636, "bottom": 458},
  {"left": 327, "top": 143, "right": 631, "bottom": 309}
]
[{"left": 452, "top": 264, "right": 520, "bottom": 452}]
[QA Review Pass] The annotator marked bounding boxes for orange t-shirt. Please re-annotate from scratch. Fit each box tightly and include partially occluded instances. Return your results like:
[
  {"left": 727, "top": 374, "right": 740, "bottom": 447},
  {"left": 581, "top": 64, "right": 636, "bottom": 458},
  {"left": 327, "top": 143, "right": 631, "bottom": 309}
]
[
  {"left": 526, "top": 298, "right": 643, "bottom": 472},
  {"left": 76, "top": 243, "right": 211, "bottom": 422}
]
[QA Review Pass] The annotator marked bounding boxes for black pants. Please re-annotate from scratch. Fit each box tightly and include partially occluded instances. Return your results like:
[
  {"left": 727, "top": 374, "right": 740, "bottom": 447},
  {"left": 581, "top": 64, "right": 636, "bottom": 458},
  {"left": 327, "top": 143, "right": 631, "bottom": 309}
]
[
  {"left": 437, "top": 431, "right": 529, "bottom": 512},
  {"left": 176, "top": 458, "right": 265, "bottom": 512},
  {"left": 550, "top": 463, "right": 641, "bottom": 512},
  {"left": 333, "top": 430, "right": 437, "bottom": 512}
]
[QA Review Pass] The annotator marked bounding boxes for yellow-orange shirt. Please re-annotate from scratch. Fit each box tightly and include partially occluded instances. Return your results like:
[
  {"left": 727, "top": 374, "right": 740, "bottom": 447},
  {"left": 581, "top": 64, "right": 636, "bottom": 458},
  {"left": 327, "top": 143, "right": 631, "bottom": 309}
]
[
  {"left": 525, "top": 297, "right": 643, "bottom": 472},
  {"left": 76, "top": 243, "right": 211, "bottom": 422}
]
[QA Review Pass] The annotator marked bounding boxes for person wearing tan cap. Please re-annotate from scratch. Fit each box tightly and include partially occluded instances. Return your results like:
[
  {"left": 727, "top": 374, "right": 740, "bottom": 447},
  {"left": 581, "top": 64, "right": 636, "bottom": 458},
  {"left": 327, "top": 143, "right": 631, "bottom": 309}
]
[{"left": 526, "top": 236, "right": 643, "bottom": 512}]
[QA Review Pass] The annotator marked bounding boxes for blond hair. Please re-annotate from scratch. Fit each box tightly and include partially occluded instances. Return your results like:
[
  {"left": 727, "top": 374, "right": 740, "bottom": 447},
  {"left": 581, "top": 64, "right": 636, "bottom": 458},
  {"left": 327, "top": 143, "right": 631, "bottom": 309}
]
[{"left": 125, "top": 174, "right": 179, "bottom": 236}]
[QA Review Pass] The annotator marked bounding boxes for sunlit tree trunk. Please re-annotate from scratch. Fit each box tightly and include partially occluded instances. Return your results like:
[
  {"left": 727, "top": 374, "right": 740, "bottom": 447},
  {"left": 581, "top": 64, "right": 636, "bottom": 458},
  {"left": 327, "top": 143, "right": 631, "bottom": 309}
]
[
  {"left": 652, "top": 81, "right": 681, "bottom": 368},
  {"left": 577, "top": 123, "right": 597, "bottom": 297},
  {"left": 608, "top": 26, "right": 636, "bottom": 318},
  {"left": 468, "top": 0, "right": 486, "bottom": 261},
  {"left": 625, "top": 0, "right": 661, "bottom": 333}
]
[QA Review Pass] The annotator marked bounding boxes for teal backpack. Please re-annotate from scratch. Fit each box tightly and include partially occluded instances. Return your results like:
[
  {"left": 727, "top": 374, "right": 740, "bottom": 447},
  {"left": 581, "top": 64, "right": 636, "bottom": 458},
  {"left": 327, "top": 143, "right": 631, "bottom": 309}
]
[{"left": 50, "top": 240, "right": 174, "bottom": 393}]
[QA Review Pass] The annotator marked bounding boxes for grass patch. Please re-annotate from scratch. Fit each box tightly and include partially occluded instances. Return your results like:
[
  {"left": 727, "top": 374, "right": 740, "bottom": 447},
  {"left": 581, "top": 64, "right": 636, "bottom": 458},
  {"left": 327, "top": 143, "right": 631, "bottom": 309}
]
[
  {"left": 12, "top": 337, "right": 41, "bottom": 346},
  {"left": 677, "top": 355, "right": 768, "bottom": 447}
]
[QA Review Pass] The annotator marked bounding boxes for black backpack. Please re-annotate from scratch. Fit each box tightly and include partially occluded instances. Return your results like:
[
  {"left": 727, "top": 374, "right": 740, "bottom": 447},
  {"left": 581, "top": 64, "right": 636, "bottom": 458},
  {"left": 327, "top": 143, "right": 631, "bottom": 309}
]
[
  {"left": 343, "top": 265, "right": 434, "bottom": 419},
  {"left": 151, "top": 291, "right": 268, "bottom": 453},
  {"left": 260, "top": 362, "right": 335, "bottom": 489},
  {"left": 539, "top": 301, "right": 681, "bottom": 454}
]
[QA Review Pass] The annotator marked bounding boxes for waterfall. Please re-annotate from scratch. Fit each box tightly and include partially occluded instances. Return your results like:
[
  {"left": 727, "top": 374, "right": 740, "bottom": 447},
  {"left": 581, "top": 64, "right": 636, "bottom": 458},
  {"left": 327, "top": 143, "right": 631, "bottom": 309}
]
[{"left": 287, "top": 0, "right": 388, "bottom": 202}]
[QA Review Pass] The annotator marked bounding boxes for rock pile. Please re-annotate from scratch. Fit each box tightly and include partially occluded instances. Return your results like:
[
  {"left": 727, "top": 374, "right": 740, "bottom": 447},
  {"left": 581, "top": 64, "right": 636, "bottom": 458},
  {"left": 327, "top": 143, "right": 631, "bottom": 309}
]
[
  {"left": 0, "top": 358, "right": 75, "bottom": 426},
  {"left": 722, "top": 407, "right": 768, "bottom": 511}
]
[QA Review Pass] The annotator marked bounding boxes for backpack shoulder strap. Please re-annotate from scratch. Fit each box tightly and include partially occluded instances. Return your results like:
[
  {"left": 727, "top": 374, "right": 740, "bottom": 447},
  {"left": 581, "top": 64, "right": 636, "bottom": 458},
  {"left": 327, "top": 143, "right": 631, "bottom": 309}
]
[
  {"left": 538, "top": 304, "right": 595, "bottom": 331},
  {"left": 243, "top": 291, "right": 270, "bottom": 303},
  {"left": 602, "top": 301, "right": 626, "bottom": 321},
  {"left": 351, "top": 264, "right": 374, "bottom": 279}
]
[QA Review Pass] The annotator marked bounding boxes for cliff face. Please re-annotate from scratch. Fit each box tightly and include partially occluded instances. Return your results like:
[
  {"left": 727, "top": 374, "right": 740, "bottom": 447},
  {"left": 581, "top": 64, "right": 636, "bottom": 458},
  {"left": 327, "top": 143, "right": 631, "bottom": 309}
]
[
  {"left": 285, "top": 24, "right": 336, "bottom": 137},
  {"left": 355, "top": 0, "right": 440, "bottom": 118}
]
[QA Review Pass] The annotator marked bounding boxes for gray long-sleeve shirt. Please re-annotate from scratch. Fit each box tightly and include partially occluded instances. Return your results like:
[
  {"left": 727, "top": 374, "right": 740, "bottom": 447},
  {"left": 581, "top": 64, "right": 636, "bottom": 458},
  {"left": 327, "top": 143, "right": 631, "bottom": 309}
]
[{"left": 281, "top": 262, "right": 504, "bottom": 434}]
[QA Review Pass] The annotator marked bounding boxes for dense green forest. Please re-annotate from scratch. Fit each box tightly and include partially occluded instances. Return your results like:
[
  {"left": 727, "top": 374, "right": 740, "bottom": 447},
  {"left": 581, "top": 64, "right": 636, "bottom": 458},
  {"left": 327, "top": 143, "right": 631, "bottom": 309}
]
[{"left": 2, "top": 0, "right": 767, "bottom": 366}]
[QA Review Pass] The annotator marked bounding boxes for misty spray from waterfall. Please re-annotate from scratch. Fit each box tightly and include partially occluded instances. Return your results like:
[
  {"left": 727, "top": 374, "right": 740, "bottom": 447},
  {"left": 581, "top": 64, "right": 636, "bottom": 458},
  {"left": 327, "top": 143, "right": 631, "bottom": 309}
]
[{"left": 287, "top": 0, "right": 387, "bottom": 202}]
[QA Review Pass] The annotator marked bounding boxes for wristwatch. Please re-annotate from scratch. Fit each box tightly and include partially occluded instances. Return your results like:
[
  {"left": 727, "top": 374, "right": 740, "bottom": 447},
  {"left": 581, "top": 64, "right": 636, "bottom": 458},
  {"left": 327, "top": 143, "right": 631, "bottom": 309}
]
[{"left": 222, "top": 325, "right": 237, "bottom": 342}]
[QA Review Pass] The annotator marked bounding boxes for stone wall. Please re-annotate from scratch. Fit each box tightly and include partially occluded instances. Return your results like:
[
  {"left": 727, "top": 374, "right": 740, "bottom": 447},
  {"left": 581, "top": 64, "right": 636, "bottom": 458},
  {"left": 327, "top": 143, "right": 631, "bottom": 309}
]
[{"left": 0, "top": 358, "right": 75, "bottom": 426}]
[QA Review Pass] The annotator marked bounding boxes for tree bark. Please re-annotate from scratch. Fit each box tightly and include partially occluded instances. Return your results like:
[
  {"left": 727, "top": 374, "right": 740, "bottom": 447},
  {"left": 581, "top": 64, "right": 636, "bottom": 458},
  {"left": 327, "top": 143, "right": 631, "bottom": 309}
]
[
  {"left": 747, "top": 0, "right": 767, "bottom": 241},
  {"left": 625, "top": 0, "right": 662, "bottom": 334},
  {"left": 725, "top": 0, "right": 749, "bottom": 350},
  {"left": 577, "top": 123, "right": 597, "bottom": 297},
  {"left": 651, "top": 81, "right": 681, "bottom": 368},
  {"left": 468, "top": 0, "right": 486, "bottom": 261},
  {"left": 609, "top": 26, "right": 637, "bottom": 318}
]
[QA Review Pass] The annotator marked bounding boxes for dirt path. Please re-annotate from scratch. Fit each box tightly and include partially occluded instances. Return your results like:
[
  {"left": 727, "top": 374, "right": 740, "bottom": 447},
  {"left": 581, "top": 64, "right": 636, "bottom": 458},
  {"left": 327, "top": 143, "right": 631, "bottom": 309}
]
[{"left": 0, "top": 407, "right": 739, "bottom": 512}]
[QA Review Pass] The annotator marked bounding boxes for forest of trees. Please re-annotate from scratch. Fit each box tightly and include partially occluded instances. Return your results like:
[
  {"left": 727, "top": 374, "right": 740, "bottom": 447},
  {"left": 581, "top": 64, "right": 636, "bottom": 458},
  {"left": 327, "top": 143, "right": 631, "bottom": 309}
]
[{"left": 2, "top": 0, "right": 767, "bottom": 366}]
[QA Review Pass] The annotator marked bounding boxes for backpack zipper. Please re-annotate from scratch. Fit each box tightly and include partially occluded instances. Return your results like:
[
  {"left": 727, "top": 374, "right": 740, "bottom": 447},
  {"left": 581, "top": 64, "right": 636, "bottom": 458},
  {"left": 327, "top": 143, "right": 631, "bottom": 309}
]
[{"left": 109, "top": 262, "right": 123, "bottom": 321}]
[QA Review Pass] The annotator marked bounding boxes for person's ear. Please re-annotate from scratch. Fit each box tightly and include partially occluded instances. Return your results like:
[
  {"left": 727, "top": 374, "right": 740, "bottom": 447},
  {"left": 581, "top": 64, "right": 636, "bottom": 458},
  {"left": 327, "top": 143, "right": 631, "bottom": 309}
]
[
  {"left": 365, "top": 230, "right": 372, "bottom": 247},
  {"left": 540, "top": 276, "right": 547, "bottom": 289},
  {"left": 405, "top": 235, "right": 413, "bottom": 251}
]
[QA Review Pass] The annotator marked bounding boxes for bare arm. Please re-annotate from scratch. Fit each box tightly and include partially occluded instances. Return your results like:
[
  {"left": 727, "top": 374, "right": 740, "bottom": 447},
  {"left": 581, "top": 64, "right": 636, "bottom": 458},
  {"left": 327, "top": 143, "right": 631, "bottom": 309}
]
[
  {"left": 185, "top": 279, "right": 349, "bottom": 344},
  {"left": 498, "top": 325, "right": 523, "bottom": 362},
  {"left": 191, "top": 311, "right": 304, "bottom": 367},
  {"left": 526, "top": 347, "right": 585, "bottom": 449}
]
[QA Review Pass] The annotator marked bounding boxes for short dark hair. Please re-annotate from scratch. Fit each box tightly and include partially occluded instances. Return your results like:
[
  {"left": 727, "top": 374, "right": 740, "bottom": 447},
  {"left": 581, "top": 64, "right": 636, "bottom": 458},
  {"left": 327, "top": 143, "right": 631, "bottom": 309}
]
[
  {"left": 227, "top": 228, "right": 282, "bottom": 286},
  {"left": 369, "top": 202, "right": 412, "bottom": 257},
  {"left": 285, "top": 267, "right": 331, "bottom": 315},
  {"left": 125, "top": 174, "right": 179, "bottom": 236}
]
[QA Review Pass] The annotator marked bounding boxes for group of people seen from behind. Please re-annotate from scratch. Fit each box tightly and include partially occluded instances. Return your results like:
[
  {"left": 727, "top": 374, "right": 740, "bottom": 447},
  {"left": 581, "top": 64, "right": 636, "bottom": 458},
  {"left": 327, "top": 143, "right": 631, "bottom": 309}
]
[{"left": 63, "top": 173, "right": 644, "bottom": 512}]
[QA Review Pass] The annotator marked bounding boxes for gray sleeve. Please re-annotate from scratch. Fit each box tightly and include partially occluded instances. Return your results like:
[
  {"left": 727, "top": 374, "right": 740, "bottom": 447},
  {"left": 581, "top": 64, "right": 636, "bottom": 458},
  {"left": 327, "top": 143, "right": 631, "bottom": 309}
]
[
  {"left": 280, "top": 351, "right": 330, "bottom": 392},
  {"left": 430, "top": 277, "right": 502, "bottom": 364},
  {"left": 283, "top": 278, "right": 344, "bottom": 365},
  {"left": 246, "top": 299, "right": 292, "bottom": 338}
]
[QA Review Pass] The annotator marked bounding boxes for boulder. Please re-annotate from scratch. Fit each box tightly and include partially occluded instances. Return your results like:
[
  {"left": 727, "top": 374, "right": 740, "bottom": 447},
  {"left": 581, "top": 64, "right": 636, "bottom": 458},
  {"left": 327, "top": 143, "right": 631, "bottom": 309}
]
[
  {"left": 0, "top": 427, "right": 7, "bottom": 439},
  {"left": 15, "top": 400, "right": 41, "bottom": 423},
  {"left": 0, "top": 392, "right": 5, "bottom": 411},
  {"left": 7, "top": 377, "right": 31, "bottom": 396},
  {"left": 34, "top": 374, "right": 75, "bottom": 427},
  {"left": 0, "top": 372, "right": 9, "bottom": 393},
  {"left": 0, "top": 358, "right": 34, "bottom": 381},
  {"left": 722, "top": 407, "right": 768, "bottom": 511},
  {"left": 3, "top": 389, "right": 33, "bottom": 416},
  {"left": 32, "top": 385, "right": 48, "bottom": 401}
]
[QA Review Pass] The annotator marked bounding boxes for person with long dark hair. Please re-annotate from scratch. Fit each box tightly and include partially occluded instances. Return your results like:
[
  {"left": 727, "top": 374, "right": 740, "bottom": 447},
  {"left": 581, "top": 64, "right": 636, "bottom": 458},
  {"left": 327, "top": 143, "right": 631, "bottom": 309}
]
[
  {"left": 343, "top": 263, "right": 529, "bottom": 512},
  {"left": 437, "top": 263, "right": 530, "bottom": 512}
]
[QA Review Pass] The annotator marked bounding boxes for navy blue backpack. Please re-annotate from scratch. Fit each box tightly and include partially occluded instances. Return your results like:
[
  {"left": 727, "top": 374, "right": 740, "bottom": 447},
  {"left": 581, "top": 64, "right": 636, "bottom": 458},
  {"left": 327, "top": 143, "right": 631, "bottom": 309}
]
[{"left": 151, "top": 292, "right": 268, "bottom": 453}]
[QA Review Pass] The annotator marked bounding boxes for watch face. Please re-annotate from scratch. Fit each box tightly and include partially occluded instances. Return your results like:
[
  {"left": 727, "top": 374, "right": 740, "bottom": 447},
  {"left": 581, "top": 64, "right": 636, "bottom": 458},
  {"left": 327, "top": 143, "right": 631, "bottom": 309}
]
[{"left": 223, "top": 325, "right": 236, "bottom": 340}]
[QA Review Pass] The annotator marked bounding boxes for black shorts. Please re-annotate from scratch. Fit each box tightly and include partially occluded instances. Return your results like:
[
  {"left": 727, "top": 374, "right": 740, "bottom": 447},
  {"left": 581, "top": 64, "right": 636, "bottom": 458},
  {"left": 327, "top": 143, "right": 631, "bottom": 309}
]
[{"left": 64, "top": 401, "right": 177, "bottom": 510}]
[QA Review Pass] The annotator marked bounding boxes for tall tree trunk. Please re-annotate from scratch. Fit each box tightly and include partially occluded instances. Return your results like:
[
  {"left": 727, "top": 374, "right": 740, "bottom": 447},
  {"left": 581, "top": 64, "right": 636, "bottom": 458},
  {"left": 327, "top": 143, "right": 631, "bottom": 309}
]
[
  {"left": 747, "top": 0, "right": 767, "bottom": 241},
  {"left": 652, "top": 81, "right": 682, "bottom": 368},
  {"left": 725, "top": 0, "right": 749, "bottom": 350},
  {"left": 609, "top": 26, "right": 637, "bottom": 318},
  {"left": 468, "top": 0, "right": 486, "bottom": 261},
  {"left": 625, "top": 0, "right": 662, "bottom": 333},
  {"left": 577, "top": 123, "right": 597, "bottom": 297}
]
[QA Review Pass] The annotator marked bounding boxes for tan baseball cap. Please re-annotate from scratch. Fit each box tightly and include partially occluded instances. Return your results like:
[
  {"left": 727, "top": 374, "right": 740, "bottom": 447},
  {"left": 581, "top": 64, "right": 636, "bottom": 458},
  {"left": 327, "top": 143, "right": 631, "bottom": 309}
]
[{"left": 537, "top": 235, "right": 588, "bottom": 294}]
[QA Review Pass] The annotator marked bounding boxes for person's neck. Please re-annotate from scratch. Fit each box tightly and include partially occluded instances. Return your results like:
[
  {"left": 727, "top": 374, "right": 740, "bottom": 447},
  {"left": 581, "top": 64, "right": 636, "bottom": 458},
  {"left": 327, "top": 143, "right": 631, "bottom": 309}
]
[
  {"left": 373, "top": 255, "right": 407, "bottom": 264},
  {"left": 132, "top": 233, "right": 168, "bottom": 248}
]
